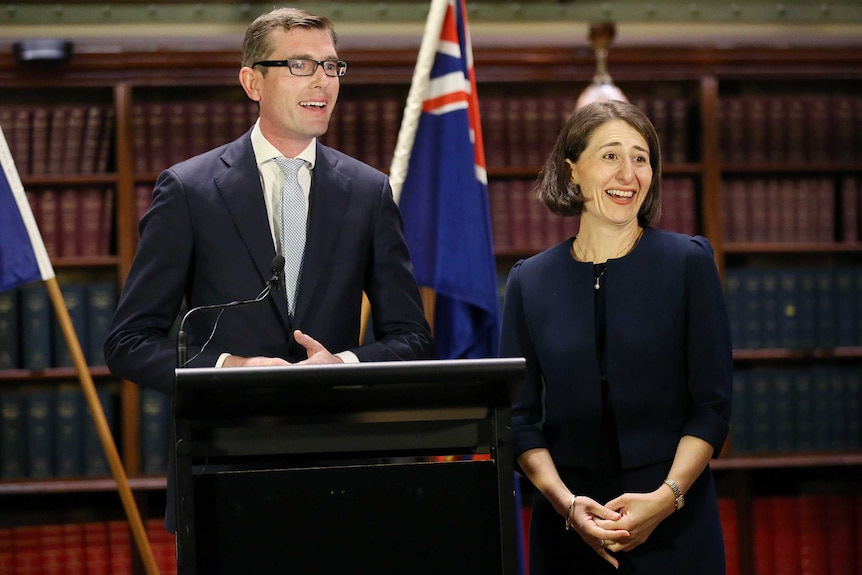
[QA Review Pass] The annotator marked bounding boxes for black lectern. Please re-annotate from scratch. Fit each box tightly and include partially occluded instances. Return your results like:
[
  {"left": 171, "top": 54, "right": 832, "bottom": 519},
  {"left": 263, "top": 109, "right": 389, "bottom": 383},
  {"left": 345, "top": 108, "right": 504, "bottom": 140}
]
[{"left": 173, "top": 358, "right": 525, "bottom": 575}]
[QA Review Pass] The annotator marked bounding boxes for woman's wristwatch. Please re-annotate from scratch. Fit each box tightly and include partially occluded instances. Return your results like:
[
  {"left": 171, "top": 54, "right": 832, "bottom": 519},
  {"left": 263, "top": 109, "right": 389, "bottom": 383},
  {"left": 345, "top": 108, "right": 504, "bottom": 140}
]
[{"left": 663, "top": 478, "right": 685, "bottom": 511}]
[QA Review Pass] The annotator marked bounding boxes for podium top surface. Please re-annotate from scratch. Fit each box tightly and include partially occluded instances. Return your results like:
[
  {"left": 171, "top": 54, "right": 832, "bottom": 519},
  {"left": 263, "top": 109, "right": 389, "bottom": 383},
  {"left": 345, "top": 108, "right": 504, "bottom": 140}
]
[{"left": 173, "top": 357, "right": 526, "bottom": 419}]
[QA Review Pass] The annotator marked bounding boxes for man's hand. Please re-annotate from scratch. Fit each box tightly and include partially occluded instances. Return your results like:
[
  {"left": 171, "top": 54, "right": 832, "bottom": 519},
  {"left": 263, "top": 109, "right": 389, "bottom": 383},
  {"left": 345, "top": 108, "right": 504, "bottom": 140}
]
[
  {"left": 293, "top": 330, "right": 344, "bottom": 365},
  {"left": 221, "top": 355, "right": 290, "bottom": 367},
  {"left": 218, "top": 331, "right": 343, "bottom": 367}
]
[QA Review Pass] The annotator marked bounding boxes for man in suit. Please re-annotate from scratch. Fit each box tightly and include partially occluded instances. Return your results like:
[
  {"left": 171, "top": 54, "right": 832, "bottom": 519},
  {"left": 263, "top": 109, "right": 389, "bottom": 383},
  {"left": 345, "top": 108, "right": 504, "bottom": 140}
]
[{"left": 104, "top": 7, "right": 432, "bottom": 530}]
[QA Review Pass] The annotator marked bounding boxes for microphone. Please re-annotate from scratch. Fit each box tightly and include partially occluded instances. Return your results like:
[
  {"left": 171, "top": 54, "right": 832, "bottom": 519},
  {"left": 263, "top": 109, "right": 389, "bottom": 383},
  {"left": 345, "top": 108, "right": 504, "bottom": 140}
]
[{"left": 176, "top": 254, "right": 284, "bottom": 368}]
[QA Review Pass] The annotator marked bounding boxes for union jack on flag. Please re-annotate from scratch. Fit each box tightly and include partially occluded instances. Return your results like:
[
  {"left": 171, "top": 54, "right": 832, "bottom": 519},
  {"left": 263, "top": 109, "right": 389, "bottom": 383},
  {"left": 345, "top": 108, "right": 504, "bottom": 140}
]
[{"left": 398, "top": 0, "right": 499, "bottom": 360}]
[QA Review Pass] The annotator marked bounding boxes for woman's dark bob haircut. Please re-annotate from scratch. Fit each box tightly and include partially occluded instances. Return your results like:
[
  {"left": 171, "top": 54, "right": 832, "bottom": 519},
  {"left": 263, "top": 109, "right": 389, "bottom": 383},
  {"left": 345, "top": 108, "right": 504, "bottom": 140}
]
[{"left": 535, "top": 99, "right": 662, "bottom": 227}]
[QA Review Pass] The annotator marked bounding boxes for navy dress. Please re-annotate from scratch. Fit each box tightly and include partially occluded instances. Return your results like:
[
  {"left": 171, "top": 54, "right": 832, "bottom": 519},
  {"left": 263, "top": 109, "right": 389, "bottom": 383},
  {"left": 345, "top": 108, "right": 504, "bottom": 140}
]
[{"left": 500, "top": 227, "right": 732, "bottom": 574}]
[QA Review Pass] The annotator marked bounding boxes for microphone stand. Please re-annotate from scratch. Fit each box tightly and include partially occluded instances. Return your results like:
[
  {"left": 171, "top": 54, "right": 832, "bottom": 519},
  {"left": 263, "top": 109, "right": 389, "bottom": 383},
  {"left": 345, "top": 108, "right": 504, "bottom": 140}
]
[{"left": 176, "top": 255, "right": 284, "bottom": 368}]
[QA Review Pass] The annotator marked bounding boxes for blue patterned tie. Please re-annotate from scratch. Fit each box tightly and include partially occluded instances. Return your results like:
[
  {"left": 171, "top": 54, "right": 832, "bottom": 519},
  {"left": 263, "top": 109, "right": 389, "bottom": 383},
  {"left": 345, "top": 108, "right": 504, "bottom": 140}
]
[{"left": 275, "top": 157, "right": 308, "bottom": 317}]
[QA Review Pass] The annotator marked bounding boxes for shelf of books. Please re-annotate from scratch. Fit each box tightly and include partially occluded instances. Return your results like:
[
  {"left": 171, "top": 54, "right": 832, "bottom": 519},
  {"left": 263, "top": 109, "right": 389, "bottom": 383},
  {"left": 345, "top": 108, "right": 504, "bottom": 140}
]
[{"left": 1, "top": 44, "right": 861, "bottom": 575}]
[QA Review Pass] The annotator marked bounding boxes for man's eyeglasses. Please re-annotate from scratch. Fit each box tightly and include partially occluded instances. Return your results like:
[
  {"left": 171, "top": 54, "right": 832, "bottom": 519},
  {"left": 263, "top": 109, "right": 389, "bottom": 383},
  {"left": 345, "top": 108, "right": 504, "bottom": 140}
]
[{"left": 252, "top": 58, "right": 348, "bottom": 77}]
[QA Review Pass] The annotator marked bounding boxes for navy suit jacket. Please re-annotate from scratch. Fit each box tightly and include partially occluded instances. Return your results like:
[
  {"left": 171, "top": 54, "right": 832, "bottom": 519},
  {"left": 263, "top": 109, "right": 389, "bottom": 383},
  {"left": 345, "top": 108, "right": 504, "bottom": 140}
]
[{"left": 105, "top": 129, "right": 431, "bottom": 396}]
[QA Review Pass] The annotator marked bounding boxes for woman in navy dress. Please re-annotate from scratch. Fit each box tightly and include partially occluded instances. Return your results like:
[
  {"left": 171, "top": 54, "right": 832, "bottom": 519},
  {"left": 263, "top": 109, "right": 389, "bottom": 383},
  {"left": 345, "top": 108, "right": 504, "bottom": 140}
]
[{"left": 500, "top": 100, "right": 732, "bottom": 574}]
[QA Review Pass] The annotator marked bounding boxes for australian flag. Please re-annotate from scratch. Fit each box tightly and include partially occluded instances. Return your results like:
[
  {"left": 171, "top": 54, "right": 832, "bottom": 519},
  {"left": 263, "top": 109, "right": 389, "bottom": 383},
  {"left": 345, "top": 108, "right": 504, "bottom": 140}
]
[
  {"left": 398, "top": 0, "right": 500, "bottom": 359},
  {"left": 0, "top": 125, "right": 54, "bottom": 293}
]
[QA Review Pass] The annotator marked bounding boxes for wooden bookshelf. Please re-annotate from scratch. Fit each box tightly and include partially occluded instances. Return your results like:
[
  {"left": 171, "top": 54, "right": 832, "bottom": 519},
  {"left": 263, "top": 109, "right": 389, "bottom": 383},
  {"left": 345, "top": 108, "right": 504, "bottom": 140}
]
[{"left": 1, "top": 43, "right": 861, "bottom": 575}]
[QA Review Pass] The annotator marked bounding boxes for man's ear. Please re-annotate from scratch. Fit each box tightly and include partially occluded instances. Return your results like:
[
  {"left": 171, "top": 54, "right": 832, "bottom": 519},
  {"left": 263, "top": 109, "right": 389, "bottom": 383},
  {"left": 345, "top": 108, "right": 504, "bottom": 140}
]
[{"left": 239, "top": 67, "right": 261, "bottom": 102}]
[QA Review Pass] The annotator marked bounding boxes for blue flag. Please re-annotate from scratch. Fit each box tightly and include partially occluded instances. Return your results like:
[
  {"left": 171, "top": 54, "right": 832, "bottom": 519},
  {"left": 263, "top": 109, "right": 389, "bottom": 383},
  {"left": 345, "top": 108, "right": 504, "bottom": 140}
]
[
  {"left": 398, "top": 0, "right": 500, "bottom": 359},
  {"left": 0, "top": 126, "right": 54, "bottom": 292}
]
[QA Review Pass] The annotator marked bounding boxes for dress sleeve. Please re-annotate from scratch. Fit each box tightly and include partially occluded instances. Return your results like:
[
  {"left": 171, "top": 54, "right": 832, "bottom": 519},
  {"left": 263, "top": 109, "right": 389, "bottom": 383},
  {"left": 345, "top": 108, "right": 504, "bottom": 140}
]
[
  {"left": 681, "top": 235, "right": 734, "bottom": 456},
  {"left": 499, "top": 260, "right": 550, "bottom": 458}
]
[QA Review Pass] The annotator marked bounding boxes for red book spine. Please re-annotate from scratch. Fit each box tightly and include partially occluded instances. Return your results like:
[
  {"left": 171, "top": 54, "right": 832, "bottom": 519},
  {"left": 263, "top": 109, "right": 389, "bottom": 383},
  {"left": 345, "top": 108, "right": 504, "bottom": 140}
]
[
  {"left": 0, "top": 528, "right": 13, "bottom": 575},
  {"left": 832, "top": 96, "right": 855, "bottom": 164},
  {"left": 815, "top": 178, "right": 835, "bottom": 242},
  {"left": 135, "top": 184, "right": 153, "bottom": 226},
  {"left": 379, "top": 95, "right": 401, "bottom": 171},
  {"left": 187, "top": 101, "right": 209, "bottom": 158},
  {"left": 37, "top": 188, "right": 59, "bottom": 259},
  {"left": 130, "top": 104, "right": 149, "bottom": 174},
  {"left": 520, "top": 504, "right": 532, "bottom": 570},
  {"left": 807, "top": 97, "right": 830, "bottom": 163},
  {"left": 207, "top": 101, "right": 230, "bottom": 149},
  {"left": 42, "top": 107, "right": 64, "bottom": 173},
  {"left": 856, "top": 495, "right": 862, "bottom": 575},
  {"left": 107, "top": 520, "right": 132, "bottom": 575},
  {"left": 359, "top": 98, "right": 382, "bottom": 169},
  {"left": 841, "top": 176, "right": 858, "bottom": 243},
  {"left": 482, "top": 96, "right": 508, "bottom": 168},
  {"left": 146, "top": 518, "right": 178, "bottom": 575},
  {"left": 337, "top": 99, "right": 360, "bottom": 161},
  {"left": 78, "top": 187, "right": 103, "bottom": 257},
  {"left": 798, "top": 495, "right": 828, "bottom": 575},
  {"left": 489, "top": 180, "right": 511, "bottom": 254},
  {"left": 526, "top": 181, "right": 546, "bottom": 253},
  {"left": 650, "top": 98, "right": 670, "bottom": 164},
  {"left": 505, "top": 97, "right": 525, "bottom": 168},
  {"left": 795, "top": 179, "right": 817, "bottom": 243},
  {"left": 659, "top": 178, "right": 679, "bottom": 233},
  {"left": 95, "top": 106, "right": 114, "bottom": 174},
  {"left": 537, "top": 96, "right": 562, "bottom": 166},
  {"left": 749, "top": 178, "right": 769, "bottom": 243},
  {"left": 724, "top": 179, "right": 750, "bottom": 244},
  {"left": 766, "top": 98, "right": 786, "bottom": 164},
  {"left": 855, "top": 98, "right": 862, "bottom": 167},
  {"left": 226, "top": 101, "right": 250, "bottom": 143},
  {"left": 81, "top": 105, "right": 105, "bottom": 174},
  {"left": 509, "top": 180, "right": 530, "bottom": 254},
  {"left": 521, "top": 96, "right": 543, "bottom": 168},
  {"left": 778, "top": 179, "right": 797, "bottom": 243},
  {"left": 753, "top": 497, "right": 775, "bottom": 575},
  {"left": 824, "top": 495, "right": 856, "bottom": 574},
  {"left": 30, "top": 106, "right": 50, "bottom": 175},
  {"left": 62, "top": 523, "right": 87, "bottom": 575},
  {"left": 746, "top": 96, "right": 768, "bottom": 164},
  {"left": 765, "top": 179, "right": 782, "bottom": 242},
  {"left": 58, "top": 187, "right": 80, "bottom": 258},
  {"left": 668, "top": 97, "right": 691, "bottom": 164},
  {"left": 165, "top": 102, "right": 190, "bottom": 168},
  {"left": 13, "top": 107, "right": 32, "bottom": 175},
  {"left": 481, "top": 95, "right": 507, "bottom": 169},
  {"left": 146, "top": 102, "right": 168, "bottom": 174},
  {"left": 678, "top": 177, "right": 697, "bottom": 236},
  {"left": 718, "top": 498, "right": 740, "bottom": 575},
  {"left": 719, "top": 97, "right": 746, "bottom": 164},
  {"left": 771, "top": 496, "right": 801, "bottom": 575},
  {"left": 39, "top": 524, "right": 65, "bottom": 575},
  {"left": 786, "top": 97, "right": 806, "bottom": 164},
  {"left": 60, "top": 105, "right": 86, "bottom": 174},
  {"left": 99, "top": 187, "right": 115, "bottom": 256},
  {"left": 83, "top": 522, "right": 110, "bottom": 575},
  {"left": 12, "top": 525, "right": 43, "bottom": 575}
]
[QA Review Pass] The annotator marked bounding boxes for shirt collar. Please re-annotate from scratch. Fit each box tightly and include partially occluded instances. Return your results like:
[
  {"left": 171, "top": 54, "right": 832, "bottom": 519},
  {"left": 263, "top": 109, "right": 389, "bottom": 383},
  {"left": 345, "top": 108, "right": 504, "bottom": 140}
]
[{"left": 251, "top": 120, "right": 317, "bottom": 169}]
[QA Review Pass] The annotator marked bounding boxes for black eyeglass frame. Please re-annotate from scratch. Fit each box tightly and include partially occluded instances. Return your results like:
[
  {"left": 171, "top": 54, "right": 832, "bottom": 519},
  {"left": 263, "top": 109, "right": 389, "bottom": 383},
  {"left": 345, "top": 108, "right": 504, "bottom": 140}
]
[{"left": 251, "top": 58, "right": 348, "bottom": 77}]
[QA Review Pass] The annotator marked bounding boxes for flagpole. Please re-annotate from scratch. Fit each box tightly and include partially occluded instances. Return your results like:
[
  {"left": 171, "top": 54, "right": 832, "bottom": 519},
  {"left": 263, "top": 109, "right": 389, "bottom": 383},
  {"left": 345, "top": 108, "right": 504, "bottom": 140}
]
[
  {"left": 45, "top": 277, "right": 160, "bottom": 575},
  {"left": 1, "top": 125, "right": 159, "bottom": 574},
  {"left": 389, "top": 0, "right": 450, "bottom": 204},
  {"left": 362, "top": 0, "right": 448, "bottom": 334}
]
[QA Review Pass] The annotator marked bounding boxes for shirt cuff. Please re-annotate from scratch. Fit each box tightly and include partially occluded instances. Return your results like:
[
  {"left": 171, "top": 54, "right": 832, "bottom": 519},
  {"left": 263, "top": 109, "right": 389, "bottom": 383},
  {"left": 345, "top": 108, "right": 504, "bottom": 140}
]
[
  {"left": 335, "top": 350, "right": 359, "bottom": 364},
  {"left": 215, "top": 353, "right": 230, "bottom": 368}
]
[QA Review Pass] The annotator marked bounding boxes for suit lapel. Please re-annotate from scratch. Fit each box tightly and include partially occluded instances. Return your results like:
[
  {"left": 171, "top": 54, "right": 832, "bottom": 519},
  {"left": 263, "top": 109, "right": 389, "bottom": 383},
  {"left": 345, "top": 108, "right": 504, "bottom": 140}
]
[
  {"left": 294, "top": 144, "right": 351, "bottom": 322},
  {"left": 215, "top": 131, "right": 291, "bottom": 328}
]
